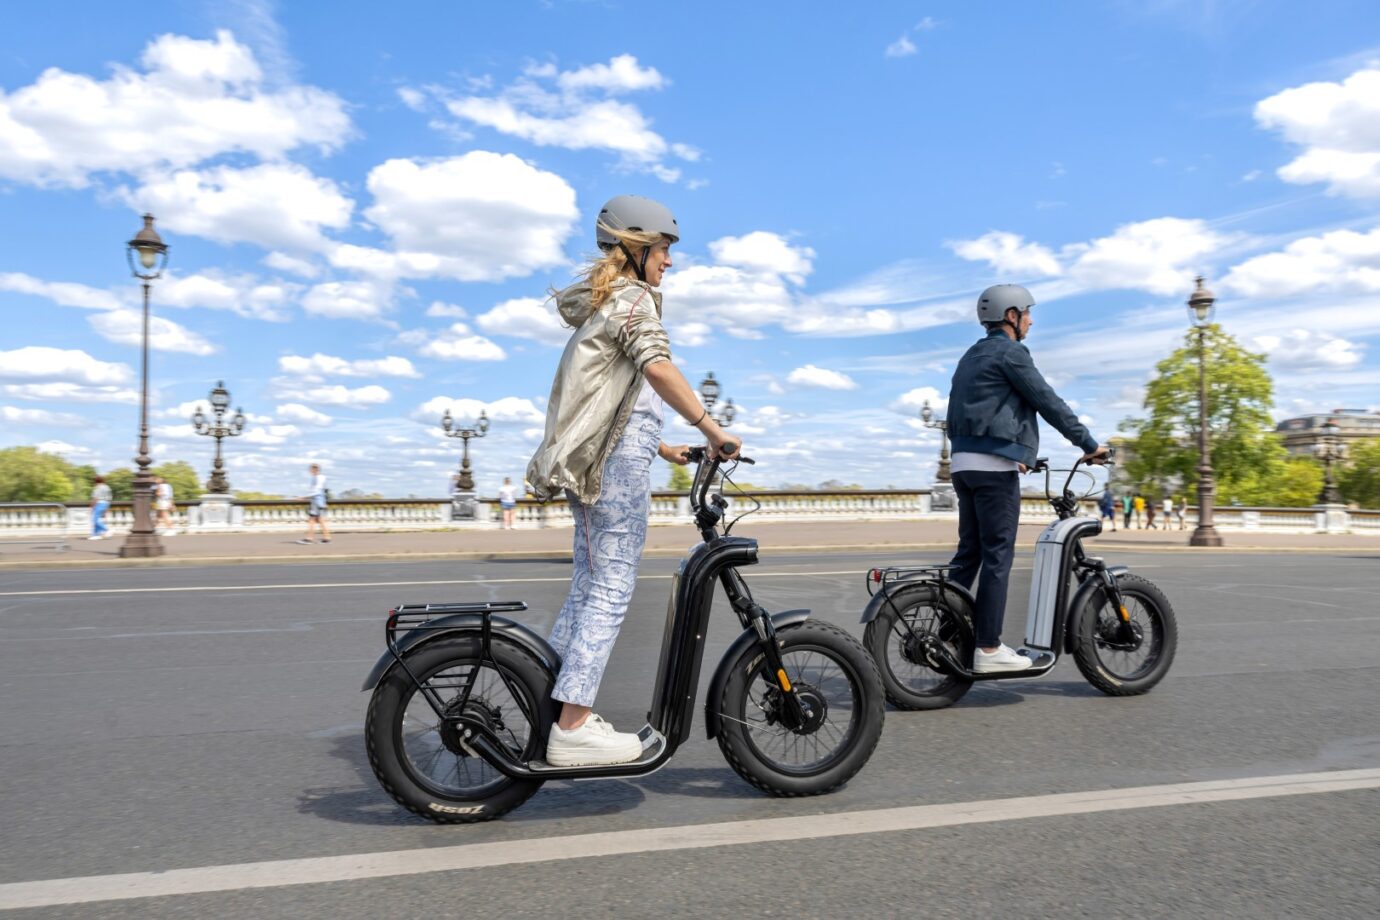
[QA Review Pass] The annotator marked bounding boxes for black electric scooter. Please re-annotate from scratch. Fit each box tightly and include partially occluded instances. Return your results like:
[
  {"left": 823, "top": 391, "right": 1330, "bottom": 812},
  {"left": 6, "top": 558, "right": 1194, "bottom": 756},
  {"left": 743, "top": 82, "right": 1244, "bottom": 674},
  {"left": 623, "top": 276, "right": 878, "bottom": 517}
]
[
  {"left": 363, "top": 447, "right": 885, "bottom": 823},
  {"left": 860, "top": 453, "right": 1177, "bottom": 709}
]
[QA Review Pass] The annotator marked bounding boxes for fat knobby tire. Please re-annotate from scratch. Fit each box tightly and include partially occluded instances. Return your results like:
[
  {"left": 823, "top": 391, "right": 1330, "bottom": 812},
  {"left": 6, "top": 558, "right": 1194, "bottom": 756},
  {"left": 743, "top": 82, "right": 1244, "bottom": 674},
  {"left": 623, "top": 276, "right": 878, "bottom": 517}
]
[
  {"left": 365, "top": 634, "right": 555, "bottom": 823},
  {"left": 716, "top": 620, "right": 884, "bottom": 797},
  {"left": 863, "top": 583, "right": 975, "bottom": 711},
  {"left": 1072, "top": 573, "right": 1178, "bottom": 696}
]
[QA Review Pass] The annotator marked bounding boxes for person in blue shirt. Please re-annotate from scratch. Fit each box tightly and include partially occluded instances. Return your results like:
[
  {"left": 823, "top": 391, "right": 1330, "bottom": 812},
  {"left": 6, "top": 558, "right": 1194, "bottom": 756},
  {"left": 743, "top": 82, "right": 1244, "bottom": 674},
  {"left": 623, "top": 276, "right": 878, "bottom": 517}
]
[
  {"left": 1099, "top": 488, "right": 1118, "bottom": 532},
  {"left": 945, "top": 284, "right": 1108, "bottom": 672}
]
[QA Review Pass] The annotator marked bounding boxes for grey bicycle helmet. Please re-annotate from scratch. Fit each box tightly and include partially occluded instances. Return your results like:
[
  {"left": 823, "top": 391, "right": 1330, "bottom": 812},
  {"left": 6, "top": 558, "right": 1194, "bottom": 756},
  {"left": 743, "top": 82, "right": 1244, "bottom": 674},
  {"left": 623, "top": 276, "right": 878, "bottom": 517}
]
[
  {"left": 976, "top": 284, "right": 1035, "bottom": 324},
  {"left": 596, "top": 195, "right": 680, "bottom": 250}
]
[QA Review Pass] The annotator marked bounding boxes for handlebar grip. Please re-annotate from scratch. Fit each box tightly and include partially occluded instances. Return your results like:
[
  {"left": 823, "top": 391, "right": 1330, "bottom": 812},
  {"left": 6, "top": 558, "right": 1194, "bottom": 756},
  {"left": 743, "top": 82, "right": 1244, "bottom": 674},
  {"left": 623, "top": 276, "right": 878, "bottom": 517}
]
[{"left": 719, "top": 442, "right": 737, "bottom": 456}]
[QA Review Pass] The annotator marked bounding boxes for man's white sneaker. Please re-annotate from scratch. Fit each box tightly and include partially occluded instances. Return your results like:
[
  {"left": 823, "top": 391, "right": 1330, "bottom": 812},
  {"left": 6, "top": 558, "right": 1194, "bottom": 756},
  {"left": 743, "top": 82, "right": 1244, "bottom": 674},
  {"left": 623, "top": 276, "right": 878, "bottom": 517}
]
[
  {"left": 545, "top": 714, "right": 643, "bottom": 766},
  {"left": 973, "top": 644, "right": 1034, "bottom": 674}
]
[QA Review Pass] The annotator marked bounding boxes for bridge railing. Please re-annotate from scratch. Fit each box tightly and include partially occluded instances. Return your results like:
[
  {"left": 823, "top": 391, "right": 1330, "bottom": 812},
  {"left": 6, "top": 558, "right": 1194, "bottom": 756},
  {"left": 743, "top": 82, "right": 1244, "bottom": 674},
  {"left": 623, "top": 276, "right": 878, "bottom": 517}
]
[{"left": 0, "top": 492, "right": 1373, "bottom": 537}]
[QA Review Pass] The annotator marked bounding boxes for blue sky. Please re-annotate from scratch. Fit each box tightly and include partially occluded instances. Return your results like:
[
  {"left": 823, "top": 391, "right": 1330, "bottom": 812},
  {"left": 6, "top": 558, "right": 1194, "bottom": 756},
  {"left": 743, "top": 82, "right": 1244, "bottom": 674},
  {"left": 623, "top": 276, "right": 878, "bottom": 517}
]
[{"left": 2, "top": 0, "right": 1379, "bottom": 496}]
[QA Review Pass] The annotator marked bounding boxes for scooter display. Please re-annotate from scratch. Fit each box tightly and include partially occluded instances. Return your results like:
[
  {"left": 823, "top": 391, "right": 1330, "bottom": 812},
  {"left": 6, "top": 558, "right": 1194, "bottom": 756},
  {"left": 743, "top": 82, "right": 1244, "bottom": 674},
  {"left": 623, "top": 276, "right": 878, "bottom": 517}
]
[
  {"left": 363, "top": 446, "right": 885, "bottom": 823},
  {"left": 860, "top": 453, "right": 1177, "bottom": 709}
]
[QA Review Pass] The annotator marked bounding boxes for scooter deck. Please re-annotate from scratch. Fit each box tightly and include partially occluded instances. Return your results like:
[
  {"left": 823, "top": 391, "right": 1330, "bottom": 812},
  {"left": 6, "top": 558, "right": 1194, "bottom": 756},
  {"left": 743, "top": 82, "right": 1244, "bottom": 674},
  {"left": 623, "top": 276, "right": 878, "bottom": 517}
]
[{"left": 526, "top": 723, "right": 668, "bottom": 775}]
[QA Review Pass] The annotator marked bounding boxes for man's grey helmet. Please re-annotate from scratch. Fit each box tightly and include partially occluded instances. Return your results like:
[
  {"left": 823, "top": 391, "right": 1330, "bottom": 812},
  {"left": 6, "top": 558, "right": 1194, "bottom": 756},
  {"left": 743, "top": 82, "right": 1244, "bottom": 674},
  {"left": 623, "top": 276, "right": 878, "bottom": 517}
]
[
  {"left": 976, "top": 284, "right": 1035, "bottom": 324},
  {"left": 596, "top": 195, "right": 680, "bottom": 250}
]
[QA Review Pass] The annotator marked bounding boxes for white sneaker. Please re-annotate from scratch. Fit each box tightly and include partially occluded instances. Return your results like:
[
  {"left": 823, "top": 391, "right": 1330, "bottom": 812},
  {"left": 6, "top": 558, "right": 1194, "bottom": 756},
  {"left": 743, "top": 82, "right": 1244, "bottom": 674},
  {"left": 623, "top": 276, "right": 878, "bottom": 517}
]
[
  {"left": 545, "top": 714, "right": 644, "bottom": 766},
  {"left": 973, "top": 644, "right": 1034, "bottom": 674}
]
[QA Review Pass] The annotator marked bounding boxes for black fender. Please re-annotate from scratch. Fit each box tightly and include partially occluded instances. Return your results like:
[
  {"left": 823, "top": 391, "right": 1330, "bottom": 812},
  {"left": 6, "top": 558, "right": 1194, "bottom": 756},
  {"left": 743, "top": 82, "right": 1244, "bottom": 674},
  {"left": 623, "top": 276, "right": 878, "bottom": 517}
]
[
  {"left": 703, "top": 609, "right": 811, "bottom": 740},
  {"left": 1063, "top": 565, "right": 1131, "bottom": 655},
  {"left": 360, "top": 613, "right": 560, "bottom": 691},
  {"left": 859, "top": 580, "right": 976, "bottom": 625}
]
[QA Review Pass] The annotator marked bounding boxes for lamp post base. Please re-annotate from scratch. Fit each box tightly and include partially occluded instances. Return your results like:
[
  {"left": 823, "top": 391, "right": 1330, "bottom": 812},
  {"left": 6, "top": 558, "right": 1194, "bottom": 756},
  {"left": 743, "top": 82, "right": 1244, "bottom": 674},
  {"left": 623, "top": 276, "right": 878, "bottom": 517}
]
[
  {"left": 118, "top": 531, "right": 165, "bottom": 558},
  {"left": 1189, "top": 525, "right": 1223, "bottom": 547}
]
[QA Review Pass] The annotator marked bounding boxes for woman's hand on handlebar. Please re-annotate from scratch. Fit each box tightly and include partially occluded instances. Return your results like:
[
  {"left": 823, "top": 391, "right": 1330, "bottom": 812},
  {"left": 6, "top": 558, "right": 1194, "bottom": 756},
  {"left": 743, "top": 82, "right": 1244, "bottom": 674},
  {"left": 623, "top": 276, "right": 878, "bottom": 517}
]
[
  {"left": 658, "top": 442, "right": 691, "bottom": 465},
  {"left": 707, "top": 429, "right": 742, "bottom": 461}
]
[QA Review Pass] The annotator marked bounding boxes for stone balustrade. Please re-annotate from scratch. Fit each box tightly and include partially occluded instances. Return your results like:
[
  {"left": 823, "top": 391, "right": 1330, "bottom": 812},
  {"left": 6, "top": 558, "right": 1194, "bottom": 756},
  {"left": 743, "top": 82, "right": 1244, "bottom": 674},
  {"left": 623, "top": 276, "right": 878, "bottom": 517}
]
[{"left": 0, "top": 492, "right": 1373, "bottom": 537}]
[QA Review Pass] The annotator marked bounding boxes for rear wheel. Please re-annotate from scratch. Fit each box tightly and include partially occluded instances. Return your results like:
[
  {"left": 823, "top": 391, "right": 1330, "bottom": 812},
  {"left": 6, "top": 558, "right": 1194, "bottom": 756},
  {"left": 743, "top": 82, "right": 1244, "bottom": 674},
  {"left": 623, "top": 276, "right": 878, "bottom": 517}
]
[
  {"left": 863, "top": 584, "right": 975, "bottom": 710},
  {"left": 365, "top": 634, "right": 555, "bottom": 823},
  {"left": 716, "top": 621, "right": 884, "bottom": 796},
  {"left": 1072, "top": 574, "right": 1178, "bottom": 696}
]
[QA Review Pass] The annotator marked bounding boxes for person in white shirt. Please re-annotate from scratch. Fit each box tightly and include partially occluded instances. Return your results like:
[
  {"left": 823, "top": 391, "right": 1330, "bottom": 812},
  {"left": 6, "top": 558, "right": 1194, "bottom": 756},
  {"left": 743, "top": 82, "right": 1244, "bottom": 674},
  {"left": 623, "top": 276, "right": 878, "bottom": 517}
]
[
  {"left": 497, "top": 476, "right": 519, "bottom": 529},
  {"left": 154, "top": 476, "right": 176, "bottom": 535},
  {"left": 298, "top": 464, "right": 331, "bottom": 544}
]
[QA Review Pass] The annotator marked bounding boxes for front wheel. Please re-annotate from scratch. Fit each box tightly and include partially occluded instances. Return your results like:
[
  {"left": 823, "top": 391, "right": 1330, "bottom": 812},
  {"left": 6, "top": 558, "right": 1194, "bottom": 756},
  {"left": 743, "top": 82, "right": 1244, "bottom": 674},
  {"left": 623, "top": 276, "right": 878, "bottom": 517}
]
[
  {"left": 716, "top": 621, "right": 884, "bottom": 796},
  {"left": 365, "top": 634, "right": 556, "bottom": 823},
  {"left": 1072, "top": 573, "right": 1178, "bottom": 696}
]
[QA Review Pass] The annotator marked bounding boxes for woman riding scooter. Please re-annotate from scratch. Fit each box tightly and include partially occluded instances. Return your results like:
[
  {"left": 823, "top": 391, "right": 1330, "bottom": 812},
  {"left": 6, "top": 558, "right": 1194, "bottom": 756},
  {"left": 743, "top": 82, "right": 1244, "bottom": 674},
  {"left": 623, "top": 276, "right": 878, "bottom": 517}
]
[{"left": 526, "top": 195, "right": 741, "bottom": 766}]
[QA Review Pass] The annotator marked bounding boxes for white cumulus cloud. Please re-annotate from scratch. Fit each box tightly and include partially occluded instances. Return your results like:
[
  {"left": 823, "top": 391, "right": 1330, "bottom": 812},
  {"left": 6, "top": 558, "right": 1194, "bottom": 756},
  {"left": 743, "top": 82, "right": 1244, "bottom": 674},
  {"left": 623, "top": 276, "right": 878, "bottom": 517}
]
[
  {"left": 334, "top": 152, "right": 578, "bottom": 283},
  {"left": 1255, "top": 66, "right": 1380, "bottom": 198},
  {"left": 0, "top": 346, "right": 131, "bottom": 384},
  {"left": 413, "top": 395, "right": 545, "bottom": 424},
  {"left": 0, "top": 405, "right": 85, "bottom": 426},
  {"left": 787, "top": 364, "right": 858, "bottom": 390},
  {"left": 1223, "top": 226, "right": 1380, "bottom": 299},
  {"left": 1255, "top": 329, "right": 1365, "bottom": 370},
  {"left": 948, "top": 231, "right": 1062, "bottom": 278},
  {"left": 278, "top": 353, "right": 419, "bottom": 378},
  {"left": 301, "top": 280, "right": 392, "bottom": 320},
  {"left": 0, "top": 272, "right": 120, "bottom": 309},
  {"left": 275, "top": 403, "right": 333, "bottom": 426},
  {"left": 0, "top": 30, "right": 350, "bottom": 188},
  {"left": 416, "top": 322, "right": 507, "bottom": 361},
  {"left": 122, "top": 162, "right": 353, "bottom": 251},
  {"left": 273, "top": 383, "right": 391, "bottom": 406},
  {"left": 475, "top": 296, "right": 569, "bottom": 346},
  {"left": 88, "top": 310, "right": 216, "bottom": 355}
]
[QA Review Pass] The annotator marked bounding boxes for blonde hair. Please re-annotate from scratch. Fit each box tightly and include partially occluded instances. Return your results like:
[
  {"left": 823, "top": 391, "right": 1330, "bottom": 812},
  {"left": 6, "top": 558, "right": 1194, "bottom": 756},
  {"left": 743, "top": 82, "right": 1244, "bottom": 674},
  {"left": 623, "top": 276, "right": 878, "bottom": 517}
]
[{"left": 580, "top": 223, "right": 666, "bottom": 308}]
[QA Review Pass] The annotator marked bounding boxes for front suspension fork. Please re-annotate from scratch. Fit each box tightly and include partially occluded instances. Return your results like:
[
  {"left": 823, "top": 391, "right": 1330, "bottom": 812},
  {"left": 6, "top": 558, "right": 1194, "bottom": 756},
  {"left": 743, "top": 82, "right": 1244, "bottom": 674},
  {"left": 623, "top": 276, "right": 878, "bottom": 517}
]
[
  {"left": 719, "top": 568, "right": 811, "bottom": 730},
  {"left": 1095, "top": 567, "right": 1137, "bottom": 643}
]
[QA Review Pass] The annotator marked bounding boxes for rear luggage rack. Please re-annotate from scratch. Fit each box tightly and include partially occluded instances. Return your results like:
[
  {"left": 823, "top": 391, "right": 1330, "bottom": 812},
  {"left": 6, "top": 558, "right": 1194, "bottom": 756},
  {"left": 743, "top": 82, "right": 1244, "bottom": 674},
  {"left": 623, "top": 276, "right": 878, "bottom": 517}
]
[
  {"left": 866, "top": 565, "right": 960, "bottom": 596},
  {"left": 386, "top": 601, "right": 528, "bottom": 648}
]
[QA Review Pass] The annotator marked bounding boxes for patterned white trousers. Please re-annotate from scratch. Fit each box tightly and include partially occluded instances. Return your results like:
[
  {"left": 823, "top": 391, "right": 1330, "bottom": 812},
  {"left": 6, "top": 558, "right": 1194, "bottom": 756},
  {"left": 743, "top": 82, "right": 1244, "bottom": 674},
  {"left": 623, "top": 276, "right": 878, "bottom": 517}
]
[{"left": 549, "top": 411, "right": 663, "bottom": 707}]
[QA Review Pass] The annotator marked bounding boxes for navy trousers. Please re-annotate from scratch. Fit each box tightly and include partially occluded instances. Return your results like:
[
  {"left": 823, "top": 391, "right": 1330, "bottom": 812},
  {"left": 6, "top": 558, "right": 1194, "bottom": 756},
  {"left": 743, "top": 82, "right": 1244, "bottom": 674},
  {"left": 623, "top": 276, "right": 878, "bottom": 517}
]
[{"left": 948, "top": 470, "right": 1022, "bottom": 648}]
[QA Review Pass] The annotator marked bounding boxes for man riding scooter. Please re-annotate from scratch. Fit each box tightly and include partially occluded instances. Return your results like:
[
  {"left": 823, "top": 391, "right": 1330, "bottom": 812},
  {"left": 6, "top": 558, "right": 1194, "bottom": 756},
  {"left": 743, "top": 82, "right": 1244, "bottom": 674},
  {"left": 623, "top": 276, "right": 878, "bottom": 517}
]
[{"left": 945, "top": 284, "right": 1108, "bottom": 673}]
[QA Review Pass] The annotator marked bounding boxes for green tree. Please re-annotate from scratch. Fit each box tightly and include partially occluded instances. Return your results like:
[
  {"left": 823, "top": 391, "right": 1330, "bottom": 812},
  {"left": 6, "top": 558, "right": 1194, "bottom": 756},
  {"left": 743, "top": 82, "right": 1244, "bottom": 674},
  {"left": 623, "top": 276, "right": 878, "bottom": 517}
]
[
  {"left": 151, "top": 460, "right": 201, "bottom": 500},
  {"left": 1222, "top": 455, "right": 1323, "bottom": 507},
  {"left": 665, "top": 461, "right": 692, "bottom": 491},
  {"left": 1122, "top": 324, "right": 1284, "bottom": 501},
  {"left": 0, "top": 447, "right": 75, "bottom": 502},
  {"left": 102, "top": 467, "right": 136, "bottom": 501},
  {"left": 1339, "top": 439, "right": 1380, "bottom": 508}
]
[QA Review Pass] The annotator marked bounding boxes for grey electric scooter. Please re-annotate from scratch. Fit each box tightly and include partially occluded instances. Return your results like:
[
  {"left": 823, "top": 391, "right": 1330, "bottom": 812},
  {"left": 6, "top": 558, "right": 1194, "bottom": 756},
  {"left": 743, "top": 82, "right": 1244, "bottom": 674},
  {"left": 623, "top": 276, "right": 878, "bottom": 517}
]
[{"left": 859, "top": 453, "right": 1178, "bottom": 710}]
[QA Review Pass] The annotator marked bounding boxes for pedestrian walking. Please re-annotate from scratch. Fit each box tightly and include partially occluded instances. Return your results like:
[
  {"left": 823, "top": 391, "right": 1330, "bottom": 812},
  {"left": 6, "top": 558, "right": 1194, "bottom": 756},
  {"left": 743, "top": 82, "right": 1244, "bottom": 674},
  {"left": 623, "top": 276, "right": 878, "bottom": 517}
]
[
  {"left": 297, "top": 463, "right": 331, "bottom": 544},
  {"left": 1146, "top": 495, "right": 1158, "bottom": 529},
  {"left": 1133, "top": 492, "right": 1145, "bottom": 529},
  {"left": 1122, "top": 493, "right": 1133, "bottom": 530},
  {"left": 89, "top": 475, "right": 111, "bottom": 540},
  {"left": 154, "top": 476, "right": 176, "bottom": 535},
  {"left": 1175, "top": 494, "right": 1187, "bottom": 530},
  {"left": 497, "top": 476, "right": 518, "bottom": 529},
  {"left": 1162, "top": 495, "right": 1174, "bottom": 531},
  {"left": 1099, "top": 488, "right": 1118, "bottom": 532}
]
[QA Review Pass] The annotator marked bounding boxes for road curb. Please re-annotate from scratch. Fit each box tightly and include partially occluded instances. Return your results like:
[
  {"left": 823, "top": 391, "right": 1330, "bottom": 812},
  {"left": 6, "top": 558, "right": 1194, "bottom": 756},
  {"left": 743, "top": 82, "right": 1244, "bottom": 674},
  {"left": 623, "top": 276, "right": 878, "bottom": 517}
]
[{"left": 2, "top": 539, "right": 1376, "bottom": 570}]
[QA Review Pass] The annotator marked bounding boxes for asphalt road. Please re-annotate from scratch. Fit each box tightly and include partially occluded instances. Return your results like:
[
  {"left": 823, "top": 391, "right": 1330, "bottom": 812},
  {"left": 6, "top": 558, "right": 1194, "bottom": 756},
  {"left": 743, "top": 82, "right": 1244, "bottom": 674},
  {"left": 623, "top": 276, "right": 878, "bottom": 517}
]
[{"left": 1, "top": 547, "right": 1377, "bottom": 918}]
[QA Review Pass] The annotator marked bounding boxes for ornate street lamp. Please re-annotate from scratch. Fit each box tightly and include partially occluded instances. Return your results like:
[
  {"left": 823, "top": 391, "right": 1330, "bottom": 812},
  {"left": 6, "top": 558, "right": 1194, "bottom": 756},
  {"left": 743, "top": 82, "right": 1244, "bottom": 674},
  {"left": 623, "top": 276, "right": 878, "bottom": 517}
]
[
  {"left": 119, "top": 214, "right": 169, "bottom": 559},
  {"left": 1187, "top": 276, "right": 1223, "bottom": 547},
  {"left": 920, "top": 399, "right": 951, "bottom": 483},
  {"left": 441, "top": 407, "right": 490, "bottom": 492},
  {"left": 1315, "top": 419, "right": 1346, "bottom": 504},
  {"left": 698, "top": 372, "right": 736, "bottom": 427},
  {"left": 192, "top": 381, "right": 247, "bottom": 494}
]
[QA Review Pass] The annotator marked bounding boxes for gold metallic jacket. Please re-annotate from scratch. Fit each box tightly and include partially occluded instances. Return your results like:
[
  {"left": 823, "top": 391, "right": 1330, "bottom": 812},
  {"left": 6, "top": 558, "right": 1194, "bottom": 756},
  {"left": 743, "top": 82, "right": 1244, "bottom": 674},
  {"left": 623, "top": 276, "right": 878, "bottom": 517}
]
[{"left": 526, "top": 278, "right": 672, "bottom": 504}]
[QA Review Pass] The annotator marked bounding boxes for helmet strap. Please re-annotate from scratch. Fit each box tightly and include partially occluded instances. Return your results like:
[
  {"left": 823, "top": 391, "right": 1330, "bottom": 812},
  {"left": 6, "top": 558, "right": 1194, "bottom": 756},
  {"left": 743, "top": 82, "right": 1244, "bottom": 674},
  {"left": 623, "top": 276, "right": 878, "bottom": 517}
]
[
  {"left": 1005, "top": 309, "right": 1027, "bottom": 342},
  {"left": 618, "top": 241, "right": 650, "bottom": 283}
]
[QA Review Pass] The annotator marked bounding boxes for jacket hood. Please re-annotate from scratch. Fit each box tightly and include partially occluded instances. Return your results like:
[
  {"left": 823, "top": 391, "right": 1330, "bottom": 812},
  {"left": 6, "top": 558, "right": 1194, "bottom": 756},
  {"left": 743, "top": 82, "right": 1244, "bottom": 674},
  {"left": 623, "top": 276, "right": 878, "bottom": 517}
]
[{"left": 555, "top": 282, "right": 595, "bottom": 326}]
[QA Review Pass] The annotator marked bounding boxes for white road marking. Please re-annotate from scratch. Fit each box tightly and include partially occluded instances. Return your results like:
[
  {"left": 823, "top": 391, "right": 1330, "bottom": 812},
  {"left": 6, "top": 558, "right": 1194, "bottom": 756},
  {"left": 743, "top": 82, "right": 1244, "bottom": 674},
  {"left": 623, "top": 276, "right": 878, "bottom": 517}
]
[{"left": 0, "top": 768, "right": 1375, "bottom": 909}]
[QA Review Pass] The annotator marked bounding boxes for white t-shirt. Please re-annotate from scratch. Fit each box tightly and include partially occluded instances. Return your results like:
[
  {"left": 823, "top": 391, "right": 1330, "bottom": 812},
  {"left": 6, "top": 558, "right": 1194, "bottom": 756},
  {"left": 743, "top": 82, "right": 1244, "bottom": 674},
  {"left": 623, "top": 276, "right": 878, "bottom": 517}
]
[
  {"left": 156, "top": 482, "right": 173, "bottom": 501},
  {"left": 497, "top": 483, "right": 517, "bottom": 504},
  {"left": 633, "top": 378, "right": 664, "bottom": 422},
  {"left": 310, "top": 474, "right": 327, "bottom": 500},
  {"left": 950, "top": 451, "right": 1021, "bottom": 474},
  {"left": 1162, "top": 498, "right": 1173, "bottom": 513}
]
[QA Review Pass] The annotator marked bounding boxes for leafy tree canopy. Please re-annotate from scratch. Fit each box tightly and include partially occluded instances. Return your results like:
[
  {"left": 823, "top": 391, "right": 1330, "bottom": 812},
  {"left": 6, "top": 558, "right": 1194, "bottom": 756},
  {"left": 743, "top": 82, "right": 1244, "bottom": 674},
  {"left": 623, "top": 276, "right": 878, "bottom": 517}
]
[{"left": 1339, "top": 438, "right": 1380, "bottom": 509}]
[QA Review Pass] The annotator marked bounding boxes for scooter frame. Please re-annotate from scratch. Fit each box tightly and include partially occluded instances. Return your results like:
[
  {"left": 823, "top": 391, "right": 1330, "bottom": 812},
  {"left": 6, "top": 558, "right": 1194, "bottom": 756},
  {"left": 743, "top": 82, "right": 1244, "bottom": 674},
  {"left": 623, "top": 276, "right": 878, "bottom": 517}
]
[
  {"left": 360, "top": 448, "right": 816, "bottom": 782},
  {"left": 860, "top": 457, "right": 1140, "bottom": 682}
]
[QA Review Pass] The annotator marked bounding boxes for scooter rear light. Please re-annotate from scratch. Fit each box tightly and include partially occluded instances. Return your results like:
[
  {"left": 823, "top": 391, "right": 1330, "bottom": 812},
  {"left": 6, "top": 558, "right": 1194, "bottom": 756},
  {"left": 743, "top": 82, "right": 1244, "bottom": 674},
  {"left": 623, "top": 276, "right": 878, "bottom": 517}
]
[{"left": 870, "top": 568, "right": 882, "bottom": 583}]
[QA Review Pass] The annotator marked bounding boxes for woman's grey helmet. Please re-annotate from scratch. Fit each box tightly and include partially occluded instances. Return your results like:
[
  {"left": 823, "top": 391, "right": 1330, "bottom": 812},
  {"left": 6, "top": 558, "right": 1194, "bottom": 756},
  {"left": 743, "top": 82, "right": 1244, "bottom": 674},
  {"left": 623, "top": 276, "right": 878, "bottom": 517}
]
[
  {"left": 976, "top": 284, "right": 1035, "bottom": 324},
  {"left": 596, "top": 195, "right": 680, "bottom": 250}
]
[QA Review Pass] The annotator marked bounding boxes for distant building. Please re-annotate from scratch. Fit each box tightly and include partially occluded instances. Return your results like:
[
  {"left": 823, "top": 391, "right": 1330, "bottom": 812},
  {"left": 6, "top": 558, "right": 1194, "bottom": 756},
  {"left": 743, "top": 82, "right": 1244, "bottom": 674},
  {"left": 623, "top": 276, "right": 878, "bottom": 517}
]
[{"left": 1275, "top": 409, "right": 1380, "bottom": 456}]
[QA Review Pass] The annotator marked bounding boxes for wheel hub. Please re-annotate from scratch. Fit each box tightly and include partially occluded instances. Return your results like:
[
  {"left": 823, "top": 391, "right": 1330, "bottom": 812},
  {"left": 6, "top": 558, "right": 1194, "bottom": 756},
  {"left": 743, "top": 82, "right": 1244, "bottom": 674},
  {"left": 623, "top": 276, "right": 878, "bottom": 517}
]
[
  {"left": 438, "top": 697, "right": 504, "bottom": 756},
  {"left": 763, "top": 683, "right": 828, "bottom": 735},
  {"left": 1097, "top": 618, "right": 1144, "bottom": 652}
]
